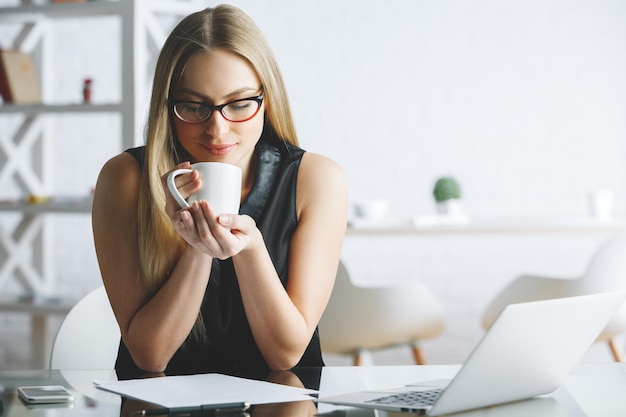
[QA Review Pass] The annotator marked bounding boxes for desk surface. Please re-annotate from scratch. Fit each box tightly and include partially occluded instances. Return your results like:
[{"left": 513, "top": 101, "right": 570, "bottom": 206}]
[{"left": 0, "top": 363, "right": 624, "bottom": 416}]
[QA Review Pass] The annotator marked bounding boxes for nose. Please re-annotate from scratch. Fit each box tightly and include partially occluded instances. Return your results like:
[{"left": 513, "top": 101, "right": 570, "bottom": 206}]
[{"left": 203, "top": 109, "right": 229, "bottom": 137}]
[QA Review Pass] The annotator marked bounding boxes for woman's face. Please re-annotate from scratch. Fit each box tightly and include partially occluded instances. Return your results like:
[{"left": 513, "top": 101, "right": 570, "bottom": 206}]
[{"left": 170, "top": 49, "right": 264, "bottom": 169}]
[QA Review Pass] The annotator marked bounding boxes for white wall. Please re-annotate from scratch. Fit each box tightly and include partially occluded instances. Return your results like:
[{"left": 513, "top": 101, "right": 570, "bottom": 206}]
[
  {"left": 1, "top": 0, "right": 625, "bottom": 368},
  {"left": 245, "top": 0, "right": 626, "bottom": 220}
]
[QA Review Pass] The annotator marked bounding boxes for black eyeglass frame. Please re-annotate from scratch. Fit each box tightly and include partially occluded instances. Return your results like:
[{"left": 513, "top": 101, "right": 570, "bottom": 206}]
[{"left": 167, "top": 93, "right": 265, "bottom": 124}]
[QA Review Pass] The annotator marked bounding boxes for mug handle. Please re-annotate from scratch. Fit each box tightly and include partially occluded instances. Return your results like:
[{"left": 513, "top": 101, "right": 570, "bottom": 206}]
[{"left": 166, "top": 168, "right": 193, "bottom": 209}]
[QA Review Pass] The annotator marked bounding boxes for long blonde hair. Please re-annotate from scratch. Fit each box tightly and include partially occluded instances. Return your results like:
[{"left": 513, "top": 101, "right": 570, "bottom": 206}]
[{"left": 138, "top": 5, "right": 298, "bottom": 317}]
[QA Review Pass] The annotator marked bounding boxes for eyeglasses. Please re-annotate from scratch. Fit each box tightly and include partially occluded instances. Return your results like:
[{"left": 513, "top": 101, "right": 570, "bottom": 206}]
[{"left": 168, "top": 93, "right": 264, "bottom": 123}]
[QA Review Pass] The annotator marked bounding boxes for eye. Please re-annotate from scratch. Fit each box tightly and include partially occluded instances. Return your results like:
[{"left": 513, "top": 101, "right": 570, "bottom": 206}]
[
  {"left": 179, "top": 102, "right": 203, "bottom": 112},
  {"left": 227, "top": 100, "right": 253, "bottom": 112},
  {"left": 174, "top": 101, "right": 211, "bottom": 122}
]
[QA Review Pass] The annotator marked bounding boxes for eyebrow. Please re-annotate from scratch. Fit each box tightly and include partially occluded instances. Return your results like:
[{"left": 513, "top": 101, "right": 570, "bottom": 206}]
[{"left": 176, "top": 86, "right": 260, "bottom": 102}]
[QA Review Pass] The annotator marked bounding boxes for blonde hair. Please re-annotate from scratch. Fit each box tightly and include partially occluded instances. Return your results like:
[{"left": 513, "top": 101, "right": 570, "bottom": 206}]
[{"left": 138, "top": 5, "right": 298, "bottom": 336}]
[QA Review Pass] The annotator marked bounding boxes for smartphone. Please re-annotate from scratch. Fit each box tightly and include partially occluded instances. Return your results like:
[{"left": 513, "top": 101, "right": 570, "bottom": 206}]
[{"left": 17, "top": 386, "right": 74, "bottom": 404}]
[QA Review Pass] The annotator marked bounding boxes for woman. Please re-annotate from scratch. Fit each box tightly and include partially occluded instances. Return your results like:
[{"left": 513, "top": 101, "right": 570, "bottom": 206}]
[{"left": 92, "top": 4, "right": 347, "bottom": 375}]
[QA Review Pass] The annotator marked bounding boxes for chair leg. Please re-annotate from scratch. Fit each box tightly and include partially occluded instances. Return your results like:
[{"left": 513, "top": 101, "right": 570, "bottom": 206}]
[
  {"left": 411, "top": 343, "right": 427, "bottom": 365},
  {"left": 608, "top": 339, "right": 625, "bottom": 362},
  {"left": 353, "top": 349, "right": 366, "bottom": 366}
]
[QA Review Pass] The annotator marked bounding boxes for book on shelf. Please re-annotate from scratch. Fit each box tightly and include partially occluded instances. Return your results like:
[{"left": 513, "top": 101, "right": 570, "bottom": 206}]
[{"left": 0, "top": 50, "right": 42, "bottom": 105}]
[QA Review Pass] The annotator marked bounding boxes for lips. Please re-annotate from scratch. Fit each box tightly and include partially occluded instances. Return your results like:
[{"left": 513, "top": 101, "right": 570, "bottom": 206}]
[{"left": 203, "top": 143, "right": 236, "bottom": 157}]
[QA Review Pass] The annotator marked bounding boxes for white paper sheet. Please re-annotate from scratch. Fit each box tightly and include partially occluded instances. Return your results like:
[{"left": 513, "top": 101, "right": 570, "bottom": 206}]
[{"left": 95, "top": 373, "right": 317, "bottom": 407}]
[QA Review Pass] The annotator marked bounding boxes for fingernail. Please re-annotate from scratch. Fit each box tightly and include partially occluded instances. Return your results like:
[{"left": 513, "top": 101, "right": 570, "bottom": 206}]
[{"left": 218, "top": 214, "right": 229, "bottom": 225}]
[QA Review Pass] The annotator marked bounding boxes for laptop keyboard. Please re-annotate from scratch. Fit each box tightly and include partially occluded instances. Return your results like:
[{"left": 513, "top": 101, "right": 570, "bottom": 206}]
[{"left": 366, "top": 389, "right": 445, "bottom": 407}]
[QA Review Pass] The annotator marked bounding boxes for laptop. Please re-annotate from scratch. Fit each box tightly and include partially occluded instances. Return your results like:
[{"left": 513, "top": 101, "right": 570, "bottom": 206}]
[{"left": 318, "top": 291, "right": 625, "bottom": 415}]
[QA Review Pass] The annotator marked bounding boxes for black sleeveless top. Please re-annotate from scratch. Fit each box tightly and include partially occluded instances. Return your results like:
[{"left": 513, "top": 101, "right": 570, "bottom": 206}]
[{"left": 115, "top": 136, "right": 324, "bottom": 376}]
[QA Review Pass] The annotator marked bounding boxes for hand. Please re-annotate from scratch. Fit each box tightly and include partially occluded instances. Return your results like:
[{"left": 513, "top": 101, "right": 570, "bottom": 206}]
[
  {"left": 174, "top": 200, "right": 261, "bottom": 260},
  {"left": 162, "top": 163, "right": 261, "bottom": 259},
  {"left": 162, "top": 162, "right": 202, "bottom": 218}
]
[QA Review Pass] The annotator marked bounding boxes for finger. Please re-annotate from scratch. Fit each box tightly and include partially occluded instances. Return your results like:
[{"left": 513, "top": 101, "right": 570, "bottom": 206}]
[
  {"left": 167, "top": 173, "right": 204, "bottom": 216},
  {"left": 173, "top": 208, "right": 194, "bottom": 236},
  {"left": 180, "top": 209, "right": 193, "bottom": 233},
  {"left": 161, "top": 163, "right": 200, "bottom": 197},
  {"left": 198, "top": 202, "right": 234, "bottom": 254},
  {"left": 199, "top": 201, "right": 226, "bottom": 231},
  {"left": 218, "top": 213, "right": 255, "bottom": 233},
  {"left": 160, "top": 161, "right": 192, "bottom": 187},
  {"left": 192, "top": 201, "right": 215, "bottom": 243},
  {"left": 174, "top": 170, "right": 201, "bottom": 196},
  {"left": 218, "top": 214, "right": 258, "bottom": 254}
]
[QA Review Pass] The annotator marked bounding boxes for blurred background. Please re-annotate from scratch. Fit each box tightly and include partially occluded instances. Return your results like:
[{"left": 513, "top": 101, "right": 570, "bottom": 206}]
[{"left": 1, "top": 0, "right": 625, "bottom": 369}]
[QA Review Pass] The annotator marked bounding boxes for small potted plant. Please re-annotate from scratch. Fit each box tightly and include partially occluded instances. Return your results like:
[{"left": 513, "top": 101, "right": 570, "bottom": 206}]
[{"left": 433, "top": 176, "right": 462, "bottom": 215}]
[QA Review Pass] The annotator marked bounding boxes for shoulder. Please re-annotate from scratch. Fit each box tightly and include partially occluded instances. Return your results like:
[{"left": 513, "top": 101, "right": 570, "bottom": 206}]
[
  {"left": 93, "top": 152, "right": 142, "bottom": 218},
  {"left": 296, "top": 152, "right": 347, "bottom": 215},
  {"left": 124, "top": 146, "right": 147, "bottom": 168},
  {"left": 299, "top": 152, "right": 345, "bottom": 187},
  {"left": 260, "top": 138, "right": 346, "bottom": 201},
  {"left": 97, "top": 152, "right": 141, "bottom": 189}
]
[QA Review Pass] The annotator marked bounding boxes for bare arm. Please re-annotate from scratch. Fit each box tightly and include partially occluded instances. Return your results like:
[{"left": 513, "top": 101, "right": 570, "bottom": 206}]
[
  {"left": 94, "top": 151, "right": 346, "bottom": 372},
  {"left": 231, "top": 152, "right": 348, "bottom": 369},
  {"left": 92, "top": 154, "right": 212, "bottom": 372}
]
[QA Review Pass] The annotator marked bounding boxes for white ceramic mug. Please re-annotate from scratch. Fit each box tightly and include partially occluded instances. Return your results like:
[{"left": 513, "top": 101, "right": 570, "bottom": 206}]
[
  {"left": 588, "top": 190, "right": 614, "bottom": 221},
  {"left": 167, "top": 162, "right": 242, "bottom": 214}
]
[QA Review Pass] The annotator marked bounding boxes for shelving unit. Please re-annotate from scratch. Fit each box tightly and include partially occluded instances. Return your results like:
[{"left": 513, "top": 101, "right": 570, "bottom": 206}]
[
  {"left": 0, "top": 0, "right": 204, "bottom": 369},
  {"left": 0, "top": 0, "right": 201, "bottom": 295}
]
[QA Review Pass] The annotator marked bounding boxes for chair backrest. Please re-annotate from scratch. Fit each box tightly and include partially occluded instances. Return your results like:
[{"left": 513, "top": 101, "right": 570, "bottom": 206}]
[
  {"left": 49, "top": 286, "right": 120, "bottom": 369},
  {"left": 481, "top": 228, "right": 626, "bottom": 342},
  {"left": 578, "top": 229, "right": 626, "bottom": 340},
  {"left": 318, "top": 261, "right": 444, "bottom": 353},
  {"left": 580, "top": 228, "right": 626, "bottom": 293}
]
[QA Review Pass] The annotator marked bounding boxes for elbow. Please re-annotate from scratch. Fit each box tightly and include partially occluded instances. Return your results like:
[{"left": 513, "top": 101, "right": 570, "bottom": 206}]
[
  {"left": 264, "top": 341, "right": 309, "bottom": 371},
  {"left": 124, "top": 338, "right": 170, "bottom": 373},
  {"left": 266, "top": 353, "right": 302, "bottom": 371},
  {"left": 132, "top": 355, "right": 168, "bottom": 374},
  {"left": 263, "top": 323, "right": 318, "bottom": 371}
]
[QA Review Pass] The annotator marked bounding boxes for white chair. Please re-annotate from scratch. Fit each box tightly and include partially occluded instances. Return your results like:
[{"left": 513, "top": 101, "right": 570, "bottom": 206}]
[
  {"left": 481, "top": 229, "right": 626, "bottom": 362},
  {"left": 318, "top": 260, "right": 445, "bottom": 365},
  {"left": 49, "top": 286, "right": 120, "bottom": 369}
]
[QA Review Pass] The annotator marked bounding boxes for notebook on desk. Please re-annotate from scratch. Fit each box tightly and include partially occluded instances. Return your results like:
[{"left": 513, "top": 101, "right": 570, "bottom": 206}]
[{"left": 318, "top": 291, "right": 625, "bottom": 415}]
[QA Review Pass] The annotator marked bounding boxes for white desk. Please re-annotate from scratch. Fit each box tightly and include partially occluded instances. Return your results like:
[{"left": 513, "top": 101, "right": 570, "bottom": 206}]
[
  {"left": 0, "top": 364, "right": 624, "bottom": 416},
  {"left": 318, "top": 363, "right": 624, "bottom": 416}
]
